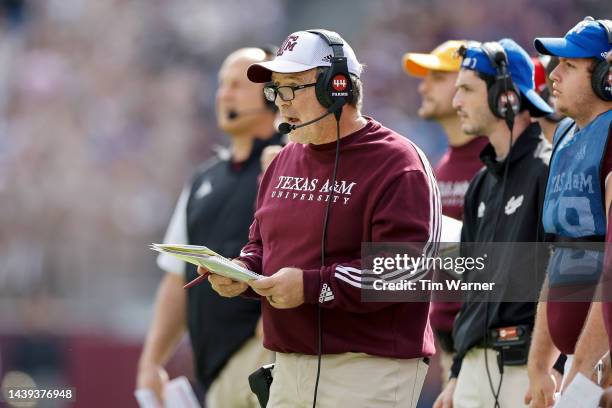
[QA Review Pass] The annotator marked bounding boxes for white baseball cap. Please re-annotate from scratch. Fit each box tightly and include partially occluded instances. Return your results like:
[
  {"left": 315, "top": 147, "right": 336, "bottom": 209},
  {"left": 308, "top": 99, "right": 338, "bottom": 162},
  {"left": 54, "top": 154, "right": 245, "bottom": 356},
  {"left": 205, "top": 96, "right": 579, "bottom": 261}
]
[{"left": 247, "top": 30, "right": 363, "bottom": 83}]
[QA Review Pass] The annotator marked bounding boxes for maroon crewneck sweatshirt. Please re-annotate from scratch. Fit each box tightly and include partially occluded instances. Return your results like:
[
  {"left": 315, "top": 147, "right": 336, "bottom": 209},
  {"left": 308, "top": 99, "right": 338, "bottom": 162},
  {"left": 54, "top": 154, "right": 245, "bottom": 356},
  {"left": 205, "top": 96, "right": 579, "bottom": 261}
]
[{"left": 237, "top": 118, "right": 441, "bottom": 359}]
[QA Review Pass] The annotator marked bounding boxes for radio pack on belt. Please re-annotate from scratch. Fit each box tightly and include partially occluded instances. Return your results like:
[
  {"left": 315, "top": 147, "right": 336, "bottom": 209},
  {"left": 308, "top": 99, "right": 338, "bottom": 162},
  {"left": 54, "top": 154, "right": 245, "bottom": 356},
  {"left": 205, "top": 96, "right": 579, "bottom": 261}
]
[
  {"left": 489, "top": 325, "right": 531, "bottom": 366},
  {"left": 248, "top": 363, "right": 274, "bottom": 408}
]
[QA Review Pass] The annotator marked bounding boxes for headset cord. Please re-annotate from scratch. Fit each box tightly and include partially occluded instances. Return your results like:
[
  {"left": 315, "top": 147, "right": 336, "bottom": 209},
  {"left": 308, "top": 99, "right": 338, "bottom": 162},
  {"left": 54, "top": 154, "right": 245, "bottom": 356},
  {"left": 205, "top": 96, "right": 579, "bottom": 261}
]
[
  {"left": 484, "top": 304, "right": 503, "bottom": 408},
  {"left": 484, "top": 116, "right": 514, "bottom": 408},
  {"left": 313, "top": 117, "right": 341, "bottom": 408}
]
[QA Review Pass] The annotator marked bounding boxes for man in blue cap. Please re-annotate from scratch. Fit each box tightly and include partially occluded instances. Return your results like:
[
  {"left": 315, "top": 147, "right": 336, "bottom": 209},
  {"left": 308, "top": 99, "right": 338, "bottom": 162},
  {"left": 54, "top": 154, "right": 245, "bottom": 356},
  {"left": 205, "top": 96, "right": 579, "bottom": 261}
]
[
  {"left": 527, "top": 17, "right": 612, "bottom": 408},
  {"left": 603, "top": 43, "right": 612, "bottom": 408},
  {"left": 433, "top": 39, "right": 553, "bottom": 407}
]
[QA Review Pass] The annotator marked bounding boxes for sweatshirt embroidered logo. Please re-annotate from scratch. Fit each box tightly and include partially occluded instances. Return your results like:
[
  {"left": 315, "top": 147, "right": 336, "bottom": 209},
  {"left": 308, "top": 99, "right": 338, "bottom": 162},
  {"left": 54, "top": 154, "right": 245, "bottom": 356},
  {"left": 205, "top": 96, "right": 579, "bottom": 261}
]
[
  {"left": 504, "top": 195, "right": 524, "bottom": 215},
  {"left": 319, "top": 283, "right": 334, "bottom": 303},
  {"left": 477, "top": 202, "right": 486, "bottom": 218},
  {"left": 195, "top": 179, "right": 213, "bottom": 199},
  {"left": 270, "top": 175, "right": 357, "bottom": 205}
]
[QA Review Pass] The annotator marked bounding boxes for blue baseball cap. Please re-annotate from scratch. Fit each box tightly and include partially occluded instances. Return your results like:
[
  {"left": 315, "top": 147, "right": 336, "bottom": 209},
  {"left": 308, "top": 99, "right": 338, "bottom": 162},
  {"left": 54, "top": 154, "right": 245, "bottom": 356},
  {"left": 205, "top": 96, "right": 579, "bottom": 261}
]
[
  {"left": 460, "top": 38, "right": 553, "bottom": 116},
  {"left": 534, "top": 17, "right": 612, "bottom": 61}
]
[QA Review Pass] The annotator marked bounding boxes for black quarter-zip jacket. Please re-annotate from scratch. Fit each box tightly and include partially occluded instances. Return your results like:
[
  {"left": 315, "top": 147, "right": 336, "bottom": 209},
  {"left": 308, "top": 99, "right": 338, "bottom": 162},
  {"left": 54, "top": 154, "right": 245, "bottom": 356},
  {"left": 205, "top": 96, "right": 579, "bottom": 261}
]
[
  {"left": 184, "top": 134, "right": 283, "bottom": 389},
  {"left": 450, "top": 122, "right": 552, "bottom": 377}
]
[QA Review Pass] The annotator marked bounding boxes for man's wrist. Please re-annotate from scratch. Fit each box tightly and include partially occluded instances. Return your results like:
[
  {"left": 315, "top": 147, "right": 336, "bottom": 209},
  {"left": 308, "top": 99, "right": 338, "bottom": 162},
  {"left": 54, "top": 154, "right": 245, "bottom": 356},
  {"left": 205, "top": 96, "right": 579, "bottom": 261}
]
[
  {"left": 574, "top": 357, "right": 600, "bottom": 374},
  {"left": 302, "top": 268, "right": 321, "bottom": 303},
  {"left": 138, "top": 360, "right": 162, "bottom": 371},
  {"left": 528, "top": 362, "right": 551, "bottom": 377}
]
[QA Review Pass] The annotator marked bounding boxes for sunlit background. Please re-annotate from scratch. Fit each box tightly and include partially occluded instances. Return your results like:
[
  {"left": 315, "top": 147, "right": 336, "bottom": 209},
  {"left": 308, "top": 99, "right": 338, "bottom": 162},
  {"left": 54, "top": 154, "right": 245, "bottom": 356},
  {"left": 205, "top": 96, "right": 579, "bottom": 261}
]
[{"left": 1, "top": 0, "right": 611, "bottom": 406}]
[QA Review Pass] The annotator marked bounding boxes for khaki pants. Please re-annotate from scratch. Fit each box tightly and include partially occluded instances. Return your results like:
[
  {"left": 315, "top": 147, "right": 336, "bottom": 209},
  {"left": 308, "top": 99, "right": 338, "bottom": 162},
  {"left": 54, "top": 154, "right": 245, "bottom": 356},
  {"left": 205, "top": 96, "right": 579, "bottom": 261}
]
[
  {"left": 206, "top": 336, "right": 274, "bottom": 408},
  {"left": 267, "top": 352, "right": 428, "bottom": 408},
  {"left": 453, "top": 348, "right": 529, "bottom": 408}
]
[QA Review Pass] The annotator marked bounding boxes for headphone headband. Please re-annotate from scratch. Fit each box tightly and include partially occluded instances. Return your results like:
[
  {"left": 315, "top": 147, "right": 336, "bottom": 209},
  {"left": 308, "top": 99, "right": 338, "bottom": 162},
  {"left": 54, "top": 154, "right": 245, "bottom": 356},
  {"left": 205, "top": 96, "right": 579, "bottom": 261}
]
[
  {"left": 303, "top": 29, "right": 354, "bottom": 113},
  {"left": 480, "top": 42, "right": 509, "bottom": 72},
  {"left": 478, "top": 41, "right": 521, "bottom": 127},
  {"left": 583, "top": 18, "right": 612, "bottom": 101},
  {"left": 306, "top": 29, "right": 346, "bottom": 58},
  {"left": 597, "top": 19, "right": 612, "bottom": 44}
]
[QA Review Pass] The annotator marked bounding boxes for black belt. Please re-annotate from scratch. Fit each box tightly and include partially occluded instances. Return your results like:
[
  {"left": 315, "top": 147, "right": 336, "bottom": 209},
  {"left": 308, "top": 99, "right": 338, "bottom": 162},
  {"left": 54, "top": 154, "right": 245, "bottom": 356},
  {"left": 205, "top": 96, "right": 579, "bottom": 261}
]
[{"left": 550, "top": 234, "right": 605, "bottom": 250}]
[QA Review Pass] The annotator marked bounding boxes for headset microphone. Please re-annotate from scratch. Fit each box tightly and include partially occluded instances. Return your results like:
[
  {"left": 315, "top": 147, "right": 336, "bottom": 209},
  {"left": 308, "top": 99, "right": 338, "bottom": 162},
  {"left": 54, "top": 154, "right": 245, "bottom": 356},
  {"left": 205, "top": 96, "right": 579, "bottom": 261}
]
[{"left": 277, "top": 99, "right": 344, "bottom": 134}]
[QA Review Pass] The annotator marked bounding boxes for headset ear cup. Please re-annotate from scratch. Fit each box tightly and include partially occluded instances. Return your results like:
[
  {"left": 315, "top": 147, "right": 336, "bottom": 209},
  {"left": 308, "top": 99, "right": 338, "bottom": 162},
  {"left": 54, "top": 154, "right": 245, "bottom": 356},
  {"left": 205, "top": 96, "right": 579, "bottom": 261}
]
[
  {"left": 504, "top": 86, "right": 521, "bottom": 116},
  {"left": 315, "top": 68, "right": 333, "bottom": 108},
  {"left": 305, "top": 30, "right": 355, "bottom": 113},
  {"left": 338, "top": 74, "right": 355, "bottom": 106},
  {"left": 487, "top": 80, "right": 521, "bottom": 119},
  {"left": 487, "top": 81, "right": 504, "bottom": 118},
  {"left": 315, "top": 68, "right": 355, "bottom": 110},
  {"left": 591, "top": 60, "right": 612, "bottom": 102}
]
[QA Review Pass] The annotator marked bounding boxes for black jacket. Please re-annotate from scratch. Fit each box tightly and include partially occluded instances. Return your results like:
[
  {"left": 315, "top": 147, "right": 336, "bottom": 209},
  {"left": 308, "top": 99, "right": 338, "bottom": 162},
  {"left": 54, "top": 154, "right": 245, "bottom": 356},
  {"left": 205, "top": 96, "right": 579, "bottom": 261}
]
[
  {"left": 451, "top": 123, "right": 551, "bottom": 377},
  {"left": 185, "top": 134, "right": 282, "bottom": 389}
]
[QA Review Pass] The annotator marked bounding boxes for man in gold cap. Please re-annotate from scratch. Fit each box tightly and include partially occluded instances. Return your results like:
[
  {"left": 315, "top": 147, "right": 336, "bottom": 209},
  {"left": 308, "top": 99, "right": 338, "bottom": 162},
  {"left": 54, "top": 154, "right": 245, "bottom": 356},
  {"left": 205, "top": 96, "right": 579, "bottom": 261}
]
[
  {"left": 402, "top": 40, "right": 487, "bottom": 385},
  {"left": 403, "top": 40, "right": 487, "bottom": 221}
]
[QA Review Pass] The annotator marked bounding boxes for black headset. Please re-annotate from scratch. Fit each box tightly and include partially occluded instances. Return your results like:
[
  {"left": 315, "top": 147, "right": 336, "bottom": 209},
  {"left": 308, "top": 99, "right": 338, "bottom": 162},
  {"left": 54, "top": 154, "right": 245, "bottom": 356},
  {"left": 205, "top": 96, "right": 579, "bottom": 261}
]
[
  {"left": 480, "top": 42, "right": 521, "bottom": 128},
  {"left": 589, "top": 18, "right": 612, "bottom": 102},
  {"left": 305, "top": 29, "right": 354, "bottom": 113}
]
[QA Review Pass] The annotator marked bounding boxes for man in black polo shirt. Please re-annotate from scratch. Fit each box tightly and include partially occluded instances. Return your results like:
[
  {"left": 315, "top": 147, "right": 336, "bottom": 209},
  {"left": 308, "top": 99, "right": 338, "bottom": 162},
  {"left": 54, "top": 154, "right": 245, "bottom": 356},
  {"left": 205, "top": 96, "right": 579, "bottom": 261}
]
[
  {"left": 433, "top": 39, "right": 553, "bottom": 407},
  {"left": 136, "top": 47, "right": 282, "bottom": 407}
]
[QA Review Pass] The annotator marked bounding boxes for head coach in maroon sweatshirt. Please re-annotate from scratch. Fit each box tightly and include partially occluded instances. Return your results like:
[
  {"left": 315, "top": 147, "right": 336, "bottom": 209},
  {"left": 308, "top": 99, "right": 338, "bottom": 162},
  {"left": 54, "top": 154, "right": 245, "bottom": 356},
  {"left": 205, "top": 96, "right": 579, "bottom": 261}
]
[{"left": 199, "top": 29, "right": 441, "bottom": 407}]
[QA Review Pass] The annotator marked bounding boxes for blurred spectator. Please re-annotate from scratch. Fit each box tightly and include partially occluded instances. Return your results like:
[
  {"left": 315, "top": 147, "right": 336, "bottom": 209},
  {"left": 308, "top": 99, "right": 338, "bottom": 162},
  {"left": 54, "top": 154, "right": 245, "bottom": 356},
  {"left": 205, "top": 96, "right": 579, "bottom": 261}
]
[
  {"left": 402, "top": 40, "right": 487, "bottom": 393},
  {"left": 0, "top": 0, "right": 26, "bottom": 29},
  {"left": 532, "top": 55, "right": 563, "bottom": 142},
  {"left": 137, "top": 47, "right": 280, "bottom": 407}
]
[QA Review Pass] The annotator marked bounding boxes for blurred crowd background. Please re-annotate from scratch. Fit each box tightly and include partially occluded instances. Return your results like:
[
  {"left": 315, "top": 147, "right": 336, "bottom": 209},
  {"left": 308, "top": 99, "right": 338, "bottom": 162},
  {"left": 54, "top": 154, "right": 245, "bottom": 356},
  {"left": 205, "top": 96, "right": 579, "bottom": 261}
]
[{"left": 0, "top": 0, "right": 611, "bottom": 406}]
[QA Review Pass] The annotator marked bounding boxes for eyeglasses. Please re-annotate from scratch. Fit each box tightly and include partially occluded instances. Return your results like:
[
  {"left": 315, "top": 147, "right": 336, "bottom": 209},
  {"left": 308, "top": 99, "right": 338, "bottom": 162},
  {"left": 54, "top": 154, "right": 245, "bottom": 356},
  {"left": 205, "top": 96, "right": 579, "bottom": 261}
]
[{"left": 263, "top": 82, "right": 316, "bottom": 102}]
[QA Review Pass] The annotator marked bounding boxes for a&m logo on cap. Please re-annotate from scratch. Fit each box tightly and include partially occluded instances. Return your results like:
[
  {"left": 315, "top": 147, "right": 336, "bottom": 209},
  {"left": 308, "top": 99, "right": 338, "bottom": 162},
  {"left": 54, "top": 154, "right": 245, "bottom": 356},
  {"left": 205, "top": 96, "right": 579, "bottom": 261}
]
[
  {"left": 332, "top": 74, "right": 348, "bottom": 92},
  {"left": 277, "top": 35, "right": 299, "bottom": 56}
]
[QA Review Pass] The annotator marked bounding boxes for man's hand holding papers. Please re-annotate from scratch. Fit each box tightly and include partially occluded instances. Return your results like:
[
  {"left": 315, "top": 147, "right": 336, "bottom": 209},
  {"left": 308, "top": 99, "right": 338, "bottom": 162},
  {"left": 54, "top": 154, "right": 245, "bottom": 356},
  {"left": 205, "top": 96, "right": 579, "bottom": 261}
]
[{"left": 150, "top": 244, "right": 259, "bottom": 296}]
